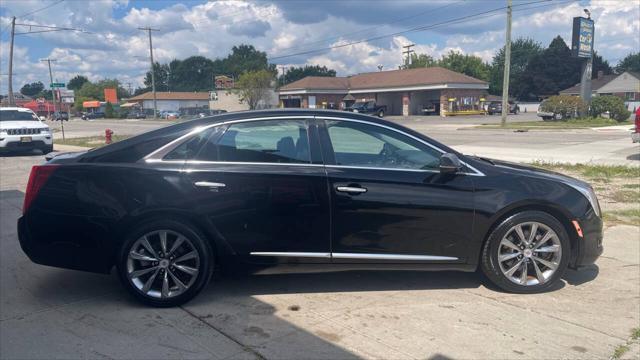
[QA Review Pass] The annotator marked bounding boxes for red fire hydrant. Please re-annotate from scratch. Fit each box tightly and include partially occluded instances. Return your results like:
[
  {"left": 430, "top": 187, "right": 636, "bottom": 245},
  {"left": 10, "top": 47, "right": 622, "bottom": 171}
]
[{"left": 105, "top": 129, "right": 114, "bottom": 144}]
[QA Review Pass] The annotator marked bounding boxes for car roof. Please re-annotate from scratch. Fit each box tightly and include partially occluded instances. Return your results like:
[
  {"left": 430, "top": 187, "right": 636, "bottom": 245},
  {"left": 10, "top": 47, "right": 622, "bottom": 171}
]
[{"left": 0, "top": 107, "right": 35, "bottom": 112}]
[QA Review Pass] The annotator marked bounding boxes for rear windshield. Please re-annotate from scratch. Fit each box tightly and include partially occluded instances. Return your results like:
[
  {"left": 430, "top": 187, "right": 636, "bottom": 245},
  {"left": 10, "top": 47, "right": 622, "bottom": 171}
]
[{"left": 0, "top": 110, "right": 38, "bottom": 121}]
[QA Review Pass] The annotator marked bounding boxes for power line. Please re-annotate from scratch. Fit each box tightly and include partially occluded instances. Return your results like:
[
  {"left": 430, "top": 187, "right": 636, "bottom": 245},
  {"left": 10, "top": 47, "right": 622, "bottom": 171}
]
[
  {"left": 269, "top": 0, "right": 577, "bottom": 61},
  {"left": 17, "top": 0, "right": 65, "bottom": 19},
  {"left": 273, "top": 0, "right": 465, "bottom": 55},
  {"left": 268, "top": 0, "right": 555, "bottom": 61}
]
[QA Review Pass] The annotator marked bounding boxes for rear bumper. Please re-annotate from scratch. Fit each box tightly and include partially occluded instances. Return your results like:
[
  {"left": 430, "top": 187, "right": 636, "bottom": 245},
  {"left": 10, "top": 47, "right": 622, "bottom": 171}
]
[
  {"left": 570, "top": 212, "right": 603, "bottom": 269},
  {"left": 18, "top": 216, "right": 111, "bottom": 273},
  {"left": 0, "top": 134, "right": 52, "bottom": 151}
]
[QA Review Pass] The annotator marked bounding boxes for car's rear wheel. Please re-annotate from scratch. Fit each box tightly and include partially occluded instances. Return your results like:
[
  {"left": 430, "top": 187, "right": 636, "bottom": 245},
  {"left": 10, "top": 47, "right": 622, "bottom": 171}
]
[
  {"left": 378, "top": 109, "right": 384, "bottom": 117},
  {"left": 481, "top": 211, "right": 569, "bottom": 293},
  {"left": 116, "top": 220, "right": 213, "bottom": 307}
]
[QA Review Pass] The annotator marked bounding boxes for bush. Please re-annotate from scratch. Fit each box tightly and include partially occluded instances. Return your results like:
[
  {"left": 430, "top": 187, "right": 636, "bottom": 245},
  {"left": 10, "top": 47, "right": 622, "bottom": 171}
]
[
  {"left": 105, "top": 102, "right": 114, "bottom": 118},
  {"left": 539, "top": 95, "right": 588, "bottom": 120},
  {"left": 590, "top": 95, "right": 631, "bottom": 122}
]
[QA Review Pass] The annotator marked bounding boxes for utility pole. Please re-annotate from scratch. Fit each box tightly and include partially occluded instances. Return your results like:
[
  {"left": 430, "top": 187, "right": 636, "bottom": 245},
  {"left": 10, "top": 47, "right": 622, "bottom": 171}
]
[
  {"left": 40, "top": 58, "right": 64, "bottom": 140},
  {"left": 279, "top": 65, "right": 287, "bottom": 86},
  {"left": 138, "top": 27, "right": 159, "bottom": 119},
  {"left": 500, "top": 0, "right": 512, "bottom": 127},
  {"left": 402, "top": 44, "right": 415, "bottom": 69},
  {"left": 7, "top": 16, "right": 16, "bottom": 106}
]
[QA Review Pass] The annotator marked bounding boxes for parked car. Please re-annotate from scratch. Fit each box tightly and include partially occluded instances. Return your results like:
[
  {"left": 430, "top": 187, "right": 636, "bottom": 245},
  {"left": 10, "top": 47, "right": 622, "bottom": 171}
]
[
  {"left": 0, "top": 107, "right": 53, "bottom": 154},
  {"left": 161, "top": 110, "right": 180, "bottom": 120},
  {"left": 347, "top": 101, "right": 387, "bottom": 117},
  {"left": 130, "top": 111, "right": 147, "bottom": 119},
  {"left": 632, "top": 107, "right": 640, "bottom": 143},
  {"left": 421, "top": 102, "right": 440, "bottom": 115},
  {"left": 198, "top": 109, "right": 228, "bottom": 118},
  {"left": 81, "top": 111, "right": 106, "bottom": 120},
  {"left": 487, "top": 101, "right": 519, "bottom": 115},
  {"left": 18, "top": 109, "right": 603, "bottom": 307},
  {"left": 52, "top": 111, "right": 69, "bottom": 121}
]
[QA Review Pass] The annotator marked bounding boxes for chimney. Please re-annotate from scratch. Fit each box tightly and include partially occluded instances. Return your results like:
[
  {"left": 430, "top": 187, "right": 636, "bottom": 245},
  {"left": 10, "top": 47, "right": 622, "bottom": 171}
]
[{"left": 597, "top": 70, "right": 604, "bottom": 79}]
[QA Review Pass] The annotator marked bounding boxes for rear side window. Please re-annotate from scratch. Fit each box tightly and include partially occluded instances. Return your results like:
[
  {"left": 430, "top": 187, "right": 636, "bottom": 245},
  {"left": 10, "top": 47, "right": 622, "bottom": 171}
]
[
  {"left": 196, "top": 120, "right": 311, "bottom": 164},
  {"left": 164, "top": 128, "right": 216, "bottom": 160}
]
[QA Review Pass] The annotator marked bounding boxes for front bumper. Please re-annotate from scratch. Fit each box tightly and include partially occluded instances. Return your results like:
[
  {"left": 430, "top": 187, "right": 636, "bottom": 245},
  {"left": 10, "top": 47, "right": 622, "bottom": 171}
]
[
  {"left": 0, "top": 134, "right": 52, "bottom": 151},
  {"left": 570, "top": 212, "right": 603, "bottom": 269}
]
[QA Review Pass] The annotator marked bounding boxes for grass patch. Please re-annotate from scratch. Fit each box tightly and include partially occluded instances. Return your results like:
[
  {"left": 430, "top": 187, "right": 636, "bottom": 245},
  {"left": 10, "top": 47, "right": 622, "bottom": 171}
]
[
  {"left": 612, "top": 344, "right": 630, "bottom": 359},
  {"left": 632, "top": 327, "right": 640, "bottom": 341},
  {"left": 611, "top": 190, "right": 640, "bottom": 203},
  {"left": 622, "top": 183, "right": 640, "bottom": 190},
  {"left": 55, "top": 135, "right": 131, "bottom": 148},
  {"left": 529, "top": 161, "right": 640, "bottom": 179},
  {"left": 477, "top": 117, "right": 632, "bottom": 129},
  {"left": 604, "top": 209, "right": 640, "bottom": 226}
]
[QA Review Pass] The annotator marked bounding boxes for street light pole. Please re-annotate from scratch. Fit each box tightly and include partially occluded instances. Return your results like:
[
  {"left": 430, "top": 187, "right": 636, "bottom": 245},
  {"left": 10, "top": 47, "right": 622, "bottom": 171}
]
[
  {"left": 138, "top": 27, "right": 159, "bottom": 119},
  {"left": 500, "top": 0, "right": 512, "bottom": 127},
  {"left": 8, "top": 16, "right": 16, "bottom": 106},
  {"left": 40, "top": 58, "right": 64, "bottom": 140}
]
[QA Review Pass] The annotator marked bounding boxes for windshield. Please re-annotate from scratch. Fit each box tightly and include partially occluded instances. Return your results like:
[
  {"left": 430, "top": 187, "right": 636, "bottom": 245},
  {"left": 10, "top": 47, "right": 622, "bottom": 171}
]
[
  {"left": 352, "top": 101, "right": 371, "bottom": 109},
  {"left": 0, "top": 110, "right": 39, "bottom": 121}
]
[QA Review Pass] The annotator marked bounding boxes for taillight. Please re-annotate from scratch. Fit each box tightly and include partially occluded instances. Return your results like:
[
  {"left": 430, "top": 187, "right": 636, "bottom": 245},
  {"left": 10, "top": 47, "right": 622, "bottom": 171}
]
[{"left": 23, "top": 165, "right": 59, "bottom": 214}]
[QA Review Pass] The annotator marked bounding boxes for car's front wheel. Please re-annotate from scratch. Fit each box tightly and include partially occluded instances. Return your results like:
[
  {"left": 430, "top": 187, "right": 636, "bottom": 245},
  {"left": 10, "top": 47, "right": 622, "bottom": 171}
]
[
  {"left": 116, "top": 220, "right": 214, "bottom": 307},
  {"left": 481, "top": 211, "right": 570, "bottom": 293}
]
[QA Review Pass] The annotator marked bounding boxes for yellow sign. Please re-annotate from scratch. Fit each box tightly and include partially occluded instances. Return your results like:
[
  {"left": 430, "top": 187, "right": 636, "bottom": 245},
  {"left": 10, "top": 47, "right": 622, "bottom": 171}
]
[{"left": 448, "top": 98, "right": 456, "bottom": 102}]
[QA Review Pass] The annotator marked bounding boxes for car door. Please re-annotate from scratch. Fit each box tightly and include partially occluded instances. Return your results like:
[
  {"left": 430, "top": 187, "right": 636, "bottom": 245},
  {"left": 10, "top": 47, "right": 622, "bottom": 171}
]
[
  {"left": 166, "top": 117, "right": 331, "bottom": 264},
  {"left": 317, "top": 117, "right": 476, "bottom": 264}
]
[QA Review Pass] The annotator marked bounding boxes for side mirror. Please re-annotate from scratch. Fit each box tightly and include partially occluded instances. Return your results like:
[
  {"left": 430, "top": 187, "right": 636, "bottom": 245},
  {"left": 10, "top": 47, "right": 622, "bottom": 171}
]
[{"left": 440, "top": 153, "right": 462, "bottom": 174}]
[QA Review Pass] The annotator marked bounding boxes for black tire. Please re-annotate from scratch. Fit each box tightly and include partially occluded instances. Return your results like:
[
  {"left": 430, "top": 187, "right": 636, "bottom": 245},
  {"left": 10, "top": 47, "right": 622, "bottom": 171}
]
[
  {"left": 116, "top": 219, "right": 214, "bottom": 307},
  {"left": 481, "top": 211, "right": 570, "bottom": 293},
  {"left": 42, "top": 145, "right": 53, "bottom": 154},
  {"left": 377, "top": 109, "right": 384, "bottom": 117}
]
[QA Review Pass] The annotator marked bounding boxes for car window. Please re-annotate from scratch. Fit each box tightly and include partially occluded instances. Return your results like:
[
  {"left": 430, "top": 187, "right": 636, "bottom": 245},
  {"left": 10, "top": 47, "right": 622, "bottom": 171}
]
[
  {"left": 195, "top": 120, "right": 311, "bottom": 164},
  {"left": 325, "top": 120, "right": 441, "bottom": 170},
  {"left": 0, "top": 110, "right": 38, "bottom": 121},
  {"left": 163, "top": 127, "right": 216, "bottom": 160}
]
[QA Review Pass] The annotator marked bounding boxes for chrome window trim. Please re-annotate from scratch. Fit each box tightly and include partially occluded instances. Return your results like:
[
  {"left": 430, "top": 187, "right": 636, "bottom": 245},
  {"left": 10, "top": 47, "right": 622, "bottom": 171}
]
[
  {"left": 250, "top": 252, "right": 331, "bottom": 258},
  {"left": 332, "top": 253, "right": 458, "bottom": 261},
  {"left": 249, "top": 252, "right": 458, "bottom": 261},
  {"left": 317, "top": 116, "right": 485, "bottom": 177},
  {"left": 143, "top": 114, "right": 485, "bottom": 177}
]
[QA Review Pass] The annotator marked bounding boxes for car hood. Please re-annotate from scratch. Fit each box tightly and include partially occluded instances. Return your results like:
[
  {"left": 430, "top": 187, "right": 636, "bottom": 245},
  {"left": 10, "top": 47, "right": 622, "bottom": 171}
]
[
  {"left": 484, "top": 158, "right": 590, "bottom": 188},
  {"left": 0, "top": 121, "right": 48, "bottom": 129}
]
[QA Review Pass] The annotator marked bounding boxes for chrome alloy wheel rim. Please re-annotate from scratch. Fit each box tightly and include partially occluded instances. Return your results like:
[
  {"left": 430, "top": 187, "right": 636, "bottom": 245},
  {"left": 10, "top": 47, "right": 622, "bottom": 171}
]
[
  {"left": 497, "top": 222, "right": 562, "bottom": 286},
  {"left": 126, "top": 230, "right": 200, "bottom": 299}
]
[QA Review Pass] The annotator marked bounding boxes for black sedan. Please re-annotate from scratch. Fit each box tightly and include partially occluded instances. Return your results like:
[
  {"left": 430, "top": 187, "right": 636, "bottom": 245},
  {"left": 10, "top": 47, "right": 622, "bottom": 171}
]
[{"left": 18, "top": 109, "right": 602, "bottom": 307}]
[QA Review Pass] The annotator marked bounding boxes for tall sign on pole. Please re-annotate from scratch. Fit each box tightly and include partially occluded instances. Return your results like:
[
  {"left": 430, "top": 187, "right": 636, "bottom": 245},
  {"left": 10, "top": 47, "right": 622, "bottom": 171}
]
[{"left": 571, "top": 15, "right": 595, "bottom": 107}]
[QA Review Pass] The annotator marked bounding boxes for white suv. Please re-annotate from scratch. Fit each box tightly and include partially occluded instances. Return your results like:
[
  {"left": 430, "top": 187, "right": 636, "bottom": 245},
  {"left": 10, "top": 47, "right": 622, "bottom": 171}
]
[{"left": 0, "top": 107, "right": 53, "bottom": 154}]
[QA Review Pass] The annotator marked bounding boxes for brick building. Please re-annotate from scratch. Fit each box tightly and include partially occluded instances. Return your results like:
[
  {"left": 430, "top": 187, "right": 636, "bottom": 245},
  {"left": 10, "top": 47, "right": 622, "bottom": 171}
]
[{"left": 278, "top": 67, "right": 489, "bottom": 116}]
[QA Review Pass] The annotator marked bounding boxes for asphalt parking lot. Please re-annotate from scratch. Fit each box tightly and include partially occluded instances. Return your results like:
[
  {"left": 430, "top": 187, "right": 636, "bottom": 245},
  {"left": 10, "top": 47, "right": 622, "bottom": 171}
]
[{"left": 1, "top": 152, "right": 638, "bottom": 359}]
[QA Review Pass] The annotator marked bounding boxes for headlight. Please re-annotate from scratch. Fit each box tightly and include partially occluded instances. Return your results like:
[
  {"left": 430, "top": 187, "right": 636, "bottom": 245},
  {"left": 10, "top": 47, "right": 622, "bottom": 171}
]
[
  {"left": 568, "top": 183, "right": 601, "bottom": 217},
  {"left": 41, "top": 128, "right": 51, "bottom": 133}
]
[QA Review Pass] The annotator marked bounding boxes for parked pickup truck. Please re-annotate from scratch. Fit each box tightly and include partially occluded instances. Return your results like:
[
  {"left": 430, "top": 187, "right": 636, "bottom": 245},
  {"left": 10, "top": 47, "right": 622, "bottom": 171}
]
[{"left": 347, "top": 101, "right": 387, "bottom": 117}]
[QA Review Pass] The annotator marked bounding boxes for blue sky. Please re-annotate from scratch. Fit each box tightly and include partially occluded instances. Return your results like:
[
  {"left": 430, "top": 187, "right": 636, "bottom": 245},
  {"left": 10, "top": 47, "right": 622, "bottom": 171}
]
[{"left": 1, "top": 0, "right": 638, "bottom": 93}]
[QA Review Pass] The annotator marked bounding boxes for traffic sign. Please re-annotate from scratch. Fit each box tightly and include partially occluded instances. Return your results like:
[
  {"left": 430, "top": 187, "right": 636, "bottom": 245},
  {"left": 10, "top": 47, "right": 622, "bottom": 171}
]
[{"left": 50, "top": 83, "right": 65, "bottom": 88}]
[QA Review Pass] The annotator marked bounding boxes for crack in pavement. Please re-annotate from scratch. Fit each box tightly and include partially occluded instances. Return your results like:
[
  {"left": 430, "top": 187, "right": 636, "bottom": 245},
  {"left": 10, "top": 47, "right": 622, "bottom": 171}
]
[
  {"left": 466, "top": 290, "right": 628, "bottom": 342},
  {"left": 179, "top": 306, "right": 267, "bottom": 360}
]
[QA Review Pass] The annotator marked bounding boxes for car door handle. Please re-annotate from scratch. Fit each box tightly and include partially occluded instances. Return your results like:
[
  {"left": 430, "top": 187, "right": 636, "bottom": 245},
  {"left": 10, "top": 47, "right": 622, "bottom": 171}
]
[
  {"left": 194, "top": 181, "right": 226, "bottom": 188},
  {"left": 336, "top": 186, "right": 367, "bottom": 194}
]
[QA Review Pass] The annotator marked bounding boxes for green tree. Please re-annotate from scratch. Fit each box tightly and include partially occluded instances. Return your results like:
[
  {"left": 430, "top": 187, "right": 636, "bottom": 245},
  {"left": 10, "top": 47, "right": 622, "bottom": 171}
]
[
  {"left": 489, "top": 38, "right": 543, "bottom": 97},
  {"left": 280, "top": 65, "right": 336, "bottom": 85},
  {"left": 67, "top": 75, "right": 89, "bottom": 90},
  {"left": 222, "top": 44, "right": 277, "bottom": 78},
  {"left": 143, "top": 62, "right": 170, "bottom": 91},
  {"left": 518, "top": 36, "right": 581, "bottom": 99},
  {"left": 235, "top": 70, "right": 274, "bottom": 110},
  {"left": 592, "top": 52, "right": 613, "bottom": 78},
  {"left": 615, "top": 52, "right": 640, "bottom": 74},
  {"left": 437, "top": 51, "right": 490, "bottom": 81},
  {"left": 20, "top": 81, "right": 45, "bottom": 97},
  {"left": 407, "top": 53, "right": 437, "bottom": 69}
]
